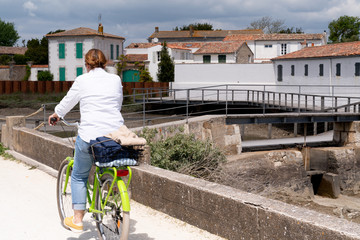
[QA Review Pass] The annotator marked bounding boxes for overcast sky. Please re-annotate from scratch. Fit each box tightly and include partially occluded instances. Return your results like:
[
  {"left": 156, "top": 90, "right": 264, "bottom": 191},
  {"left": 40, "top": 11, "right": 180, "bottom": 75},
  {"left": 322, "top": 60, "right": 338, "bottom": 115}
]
[{"left": 1, "top": 0, "right": 360, "bottom": 47}]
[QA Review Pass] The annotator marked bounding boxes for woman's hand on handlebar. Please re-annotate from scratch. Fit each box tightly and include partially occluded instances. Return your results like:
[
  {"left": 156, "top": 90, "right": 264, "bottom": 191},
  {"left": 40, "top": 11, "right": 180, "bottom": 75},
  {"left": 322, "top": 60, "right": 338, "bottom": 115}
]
[{"left": 48, "top": 113, "right": 60, "bottom": 126}]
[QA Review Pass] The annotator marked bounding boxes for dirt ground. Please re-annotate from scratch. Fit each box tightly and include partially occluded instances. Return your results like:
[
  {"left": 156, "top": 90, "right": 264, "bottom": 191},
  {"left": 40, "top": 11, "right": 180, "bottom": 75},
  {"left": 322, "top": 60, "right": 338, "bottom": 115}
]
[{"left": 1, "top": 107, "right": 360, "bottom": 225}]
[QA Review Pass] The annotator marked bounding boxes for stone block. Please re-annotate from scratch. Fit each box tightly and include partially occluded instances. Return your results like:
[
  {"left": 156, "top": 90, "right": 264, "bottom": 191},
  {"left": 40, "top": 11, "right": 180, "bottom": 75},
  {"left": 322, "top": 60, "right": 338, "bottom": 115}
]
[
  {"left": 309, "top": 148, "right": 328, "bottom": 171},
  {"left": 317, "top": 173, "right": 340, "bottom": 198}
]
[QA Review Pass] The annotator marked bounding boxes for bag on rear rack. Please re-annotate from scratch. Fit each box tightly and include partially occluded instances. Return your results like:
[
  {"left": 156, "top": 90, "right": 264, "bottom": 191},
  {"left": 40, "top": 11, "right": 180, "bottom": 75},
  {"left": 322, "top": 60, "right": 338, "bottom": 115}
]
[{"left": 89, "top": 136, "right": 139, "bottom": 167}]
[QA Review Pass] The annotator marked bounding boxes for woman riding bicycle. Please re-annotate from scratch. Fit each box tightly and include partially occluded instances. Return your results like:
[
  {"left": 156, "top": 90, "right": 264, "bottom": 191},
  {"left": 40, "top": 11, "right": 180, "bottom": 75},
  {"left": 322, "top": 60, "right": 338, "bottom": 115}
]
[{"left": 48, "top": 48, "right": 124, "bottom": 232}]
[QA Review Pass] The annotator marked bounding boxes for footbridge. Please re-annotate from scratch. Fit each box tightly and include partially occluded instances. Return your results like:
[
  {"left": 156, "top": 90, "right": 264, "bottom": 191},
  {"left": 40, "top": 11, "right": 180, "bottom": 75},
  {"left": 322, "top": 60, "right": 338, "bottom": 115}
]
[{"left": 132, "top": 84, "right": 360, "bottom": 126}]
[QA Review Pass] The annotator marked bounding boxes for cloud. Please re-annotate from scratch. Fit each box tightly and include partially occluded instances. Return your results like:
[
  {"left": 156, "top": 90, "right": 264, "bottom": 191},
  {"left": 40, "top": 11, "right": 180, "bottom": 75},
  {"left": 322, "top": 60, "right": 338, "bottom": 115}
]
[{"left": 23, "top": 1, "right": 38, "bottom": 17}]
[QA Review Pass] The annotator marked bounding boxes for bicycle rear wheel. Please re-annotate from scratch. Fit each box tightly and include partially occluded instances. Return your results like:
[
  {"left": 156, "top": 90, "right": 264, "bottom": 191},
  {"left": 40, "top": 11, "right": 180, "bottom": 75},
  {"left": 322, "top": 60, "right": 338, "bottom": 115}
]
[
  {"left": 96, "top": 173, "right": 130, "bottom": 240},
  {"left": 56, "top": 159, "right": 73, "bottom": 230}
]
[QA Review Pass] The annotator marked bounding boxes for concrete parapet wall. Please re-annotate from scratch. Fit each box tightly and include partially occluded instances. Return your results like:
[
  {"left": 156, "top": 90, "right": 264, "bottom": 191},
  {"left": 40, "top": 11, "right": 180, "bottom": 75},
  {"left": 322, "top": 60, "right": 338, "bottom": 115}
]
[
  {"left": 132, "top": 164, "right": 360, "bottom": 240},
  {"left": 2, "top": 116, "right": 360, "bottom": 239}
]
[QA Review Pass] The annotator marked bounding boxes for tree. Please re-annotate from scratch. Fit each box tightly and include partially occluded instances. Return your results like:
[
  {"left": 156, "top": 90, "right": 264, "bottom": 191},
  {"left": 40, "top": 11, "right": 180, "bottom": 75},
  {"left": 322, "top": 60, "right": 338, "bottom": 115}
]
[
  {"left": 25, "top": 30, "right": 64, "bottom": 64},
  {"left": 25, "top": 37, "right": 48, "bottom": 64},
  {"left": 0, "top": 18, "right": 20, "bottom": 46},
  {"left": 328, "top": 15, "right": 360, "bottom": 43},
  {"left": 157, "top": 42, "right": 174, "bottom": 82},
  {"left": 139, "top": 66, "right": 153, "bottom": 82},
  {"left": 279, "top": 27, "right": 304, "bottom": 34},
  {"left": 174, "top": 23, "right": 214, "bottom": 31},
  {"left": 248, "top": 16, "right": 286, "bottom": 34}
]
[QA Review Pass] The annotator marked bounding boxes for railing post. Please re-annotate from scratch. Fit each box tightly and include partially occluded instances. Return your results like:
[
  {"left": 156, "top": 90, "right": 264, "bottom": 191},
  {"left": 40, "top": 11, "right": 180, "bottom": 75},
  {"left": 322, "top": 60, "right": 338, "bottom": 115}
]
[
  {"left": 142, "top": 93, "right": 146, "bottom": 127},
  {"left": 43, "top": 104, "right": 46, "bottom": 133},
  {"left": 226, "top": 85, "right": 228, "bottom": 116},
  {"left": 186, "top": 89, "right": 191, "bottom": 121},
  {"left": 321, "top": 96, "right": 325, "bottom": 111},
  {"left": 298, "top": 86, "right": 301, "bottom": 113},
  {"left": 202, "top": 89, "right": 204, "bottom": 103},
  {"left": 262, "top": 85, "right": 265, "bottom": 114},
  {"left": 217, "top": 89, "right": 220, "bottom": 103}
]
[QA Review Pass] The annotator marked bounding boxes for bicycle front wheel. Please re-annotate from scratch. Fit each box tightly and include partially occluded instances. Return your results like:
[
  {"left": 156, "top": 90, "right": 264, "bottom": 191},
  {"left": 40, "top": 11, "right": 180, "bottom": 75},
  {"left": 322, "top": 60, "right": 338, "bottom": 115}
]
[
  {"left": 56, "top": 158, "right": 73, "bottom": 230},
  {"left": 96, "top": 172, "right": 130, "bottom": 240}
]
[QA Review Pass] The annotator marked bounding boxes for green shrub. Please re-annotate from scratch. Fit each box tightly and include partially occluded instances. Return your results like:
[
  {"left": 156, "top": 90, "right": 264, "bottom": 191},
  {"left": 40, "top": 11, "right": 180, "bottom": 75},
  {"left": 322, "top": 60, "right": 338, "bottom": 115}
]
[
  {"left": 37, "top": 70, "right": 53, "bottom": 81},
  {"left": 23, "top": 65, "right": 31, "bottom": 81},
  {"left": 13, "top": 54, "right": 29, "bottom": 65},
  {"left": 0, "top": 55, "right": 11, "bottom": 65},
  {"left": 140, "top": 127, "right": 226, "bottom": 180}
]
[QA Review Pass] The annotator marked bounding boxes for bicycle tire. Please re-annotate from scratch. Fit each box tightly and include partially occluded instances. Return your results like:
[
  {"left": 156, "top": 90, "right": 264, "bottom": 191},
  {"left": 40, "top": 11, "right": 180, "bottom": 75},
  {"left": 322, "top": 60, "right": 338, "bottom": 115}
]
[
  {"left": 56, "top": 158, "right": 73, "bottom": 230},
  {"left": 96, "top": 172, "right": 130, "bottom": 240}
]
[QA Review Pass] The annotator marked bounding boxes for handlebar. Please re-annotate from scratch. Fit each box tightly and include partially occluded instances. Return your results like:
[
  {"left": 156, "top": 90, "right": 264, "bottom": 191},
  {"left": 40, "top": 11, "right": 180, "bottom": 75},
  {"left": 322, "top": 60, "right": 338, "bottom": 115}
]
[{"left": 50, "top": 117, "right": 79, "bottom": 128}]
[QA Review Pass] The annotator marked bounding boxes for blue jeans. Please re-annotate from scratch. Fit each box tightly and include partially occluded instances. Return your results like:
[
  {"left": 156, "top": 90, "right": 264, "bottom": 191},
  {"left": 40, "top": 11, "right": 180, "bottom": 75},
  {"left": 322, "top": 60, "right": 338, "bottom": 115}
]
[{"left": 71, "top": 136, "right": 93, "bottom": 210}]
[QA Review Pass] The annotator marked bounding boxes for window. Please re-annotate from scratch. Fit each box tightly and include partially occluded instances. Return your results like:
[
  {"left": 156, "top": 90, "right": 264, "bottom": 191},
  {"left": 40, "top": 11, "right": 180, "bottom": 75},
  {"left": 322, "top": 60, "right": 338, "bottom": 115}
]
[
  {"left": 218, "top": 55, "right": 226, "bottom": 63},
  {"left": 281, "top": 44, "right": 287, "bottom": 55},
  {"left": 76, "top": 43, "right": 83, "bottom": 59},
  {"left": 203, "top": 55, "right": 211, "bottom": 63},
  {"left": 355, "top": 63, "right": 360, "bottom": 76},
  {"left": 336, "top": 63, "right": 341, "bottom": 76},
  {"left": 116, "top": 45, "right": 120, "bottom": 59},
  {"left": 59, "top": 67, "right": 65, "bottom": 81},
  {"left": 157, "top": 51, "right": 161, "bottom": 62},
  {"left": 110, "top": 44, "right": 114, "bottom": 60},
  {"left": 265, "top": 44, "right": 272, "bottom": 48},
  {"left": 304, "top": 64, "right": 308, "bottom": 76},
  {"left": 76, "top": 67, "right": 83, "bottom": 77},
  {"left": 59, "top": 43, "right": 65, "bottom": 59},
  {"left": 291, "top": 65, "right": 295, "bottom": 76},
  {"left": 319, "top": 64, "right": 324, "bottom": 76},
  {"left": 277, "top": 65, "right": 283, "bottom": 81}
]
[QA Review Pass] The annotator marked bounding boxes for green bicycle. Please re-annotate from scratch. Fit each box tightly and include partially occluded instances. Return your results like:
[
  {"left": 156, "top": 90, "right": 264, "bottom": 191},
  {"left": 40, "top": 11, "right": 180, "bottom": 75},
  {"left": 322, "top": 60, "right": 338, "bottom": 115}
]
[{"left": 55, "top": 119, "right": 133, "bottom": 240}]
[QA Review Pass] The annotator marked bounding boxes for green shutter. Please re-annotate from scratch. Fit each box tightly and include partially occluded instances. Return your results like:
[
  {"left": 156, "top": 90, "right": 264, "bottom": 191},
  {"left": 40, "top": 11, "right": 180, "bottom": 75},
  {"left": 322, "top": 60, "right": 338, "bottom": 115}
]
[
  {"left": 110, "top": 44, "right": 114, "bottom": 60},
  {"left": 76, "top": 67, "right": 83, "bottom": 77},
  {"left": 116, "top": 45, "right": 120, "bottom": 59},
  {"left": 59, "top": 67, "right": 65, "bottom": 81},
  {"left": 76, "top": 43, "right": 83, "bottom": 59},
  {"left": 59, "top": 43, "right": 65, "bottom": 59}
]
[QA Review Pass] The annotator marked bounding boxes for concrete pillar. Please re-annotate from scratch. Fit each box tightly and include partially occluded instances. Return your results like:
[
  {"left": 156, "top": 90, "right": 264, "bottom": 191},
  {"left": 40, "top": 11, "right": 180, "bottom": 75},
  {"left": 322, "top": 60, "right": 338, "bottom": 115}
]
[{"left": 1, "top": 116, "right": 26, "bottom": 149}]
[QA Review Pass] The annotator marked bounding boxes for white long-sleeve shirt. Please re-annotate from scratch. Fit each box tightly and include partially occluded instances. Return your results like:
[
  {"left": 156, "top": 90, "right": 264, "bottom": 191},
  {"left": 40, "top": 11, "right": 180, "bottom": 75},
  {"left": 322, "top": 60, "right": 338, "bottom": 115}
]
[{"left": 55, "top": 68, "right": 124, "bottom": 142}]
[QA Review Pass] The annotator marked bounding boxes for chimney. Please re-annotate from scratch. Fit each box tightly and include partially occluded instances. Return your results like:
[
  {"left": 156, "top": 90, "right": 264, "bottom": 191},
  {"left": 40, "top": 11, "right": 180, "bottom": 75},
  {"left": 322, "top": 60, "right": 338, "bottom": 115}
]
[
  {"left": 189, "top": 25, "right": 194, "bottom": 37},
  {"left": 98, "top": 23, "right": 103, "bottom": 35},
  {"left": 155, "top": 27, "right": 159, "bottom": 33}
]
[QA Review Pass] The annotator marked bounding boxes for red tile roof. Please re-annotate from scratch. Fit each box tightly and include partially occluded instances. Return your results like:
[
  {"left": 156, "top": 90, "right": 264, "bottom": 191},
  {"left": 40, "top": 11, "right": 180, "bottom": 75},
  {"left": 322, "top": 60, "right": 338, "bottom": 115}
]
[
  {"left": 194, "top": 42, "right": 246, "bottom": 54},
  {"left": 224, "top": 33, "right": 325, "bottom": 42},
  {"left": 149, "top": 29, "right": 263, "bottom": 39},
  {"left": 126, "top": 42, "right": 191, "bottom": 51},
  {"left": 126, "top": 43, "right": 159, "bottom": 48},
  {"left": 273, "top": 41, "right": 360, "bottom": 60},
  {"left": 0, "top": 46, "right": 27, "bottom": 55},
  {"left": 46, "top": 27, "right": 125, "bottom": 40},
  {"left": 125, "top": 54, "right": 148, "bottom": 62}
]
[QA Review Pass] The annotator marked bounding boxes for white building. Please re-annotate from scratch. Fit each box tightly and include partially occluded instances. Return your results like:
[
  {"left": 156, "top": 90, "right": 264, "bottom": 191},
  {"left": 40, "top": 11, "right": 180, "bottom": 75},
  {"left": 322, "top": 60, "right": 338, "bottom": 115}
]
[
  {"left": 46, "top": 26, "right": 125, "bottom": 81},
  {"left": 224, "top": 33, "right": 327, "bottom": 63},
  {"left": 125, "top": 43, "right": 192, "bottom": 82},
  {"left": 193, "top": 41, "right": 253, "bottom": 64},
  {"left": 272, "top": 41, "right": 360, "bottom": 87}
]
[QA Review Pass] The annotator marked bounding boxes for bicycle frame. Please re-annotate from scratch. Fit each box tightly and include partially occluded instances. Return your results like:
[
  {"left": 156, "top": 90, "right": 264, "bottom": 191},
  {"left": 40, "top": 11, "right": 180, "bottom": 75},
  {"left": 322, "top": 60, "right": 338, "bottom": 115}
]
[{"left": 62, "top": 157, "right": 132, "bottom": 215}]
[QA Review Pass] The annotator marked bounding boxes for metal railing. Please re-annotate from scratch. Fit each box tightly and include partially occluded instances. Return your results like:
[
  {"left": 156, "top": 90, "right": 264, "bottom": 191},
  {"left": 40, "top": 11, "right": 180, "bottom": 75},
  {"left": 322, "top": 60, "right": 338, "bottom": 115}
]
[{"left": 39, "top": 84, "right": 360, "bottom": 132}]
